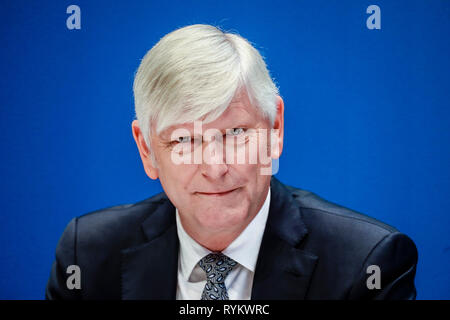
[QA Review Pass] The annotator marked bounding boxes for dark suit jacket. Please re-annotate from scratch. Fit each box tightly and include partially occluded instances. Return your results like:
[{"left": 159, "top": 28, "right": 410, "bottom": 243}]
[{"left": 46, "top": 176, "right": 418, "bottom": 300}]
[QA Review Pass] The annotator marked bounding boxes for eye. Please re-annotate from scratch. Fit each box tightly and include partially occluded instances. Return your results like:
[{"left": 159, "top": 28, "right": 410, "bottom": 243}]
[
  {"left": 227, "top": 128, "right": 246, "bottom": 136},
  {"left": 172, "top": 136, "right": 191, "bottom": 144}
]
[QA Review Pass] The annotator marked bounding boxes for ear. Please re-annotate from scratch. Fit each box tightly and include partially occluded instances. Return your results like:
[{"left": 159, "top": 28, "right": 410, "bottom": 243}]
[
  {"left": 131, "top": 120, "right": 159, "bottom": 180},
  {"left": 271, "top": 96, "right": 284, "bottom": 159}
]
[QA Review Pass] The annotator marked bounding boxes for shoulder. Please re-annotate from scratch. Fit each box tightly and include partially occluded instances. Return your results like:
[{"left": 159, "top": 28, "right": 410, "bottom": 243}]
[
  {"left": 72, "top": 191, "right": 170, "bottom": 249},
  {"left": 53, "top": 191, "right": 171, "bottom": 264},
  {"left": 279, "top": 182, "right": 417, "bottom": 299},
  {"left": 76, "top": 192, "right": 169, "bottom": 230},
  {"left": 284, "top": 182, "right": 398, "bottom": 240},
  {"left": 47, "top": 192, "right": 172, "bottom": 299},
  {"left": 280, "top": 181, "right": 416, "bottom": 268}
]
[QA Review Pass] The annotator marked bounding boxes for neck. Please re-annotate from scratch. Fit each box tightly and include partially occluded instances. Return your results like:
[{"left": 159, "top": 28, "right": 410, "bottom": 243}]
[{"left": 189, "top": 227, "right": 246, "bottom": 252}]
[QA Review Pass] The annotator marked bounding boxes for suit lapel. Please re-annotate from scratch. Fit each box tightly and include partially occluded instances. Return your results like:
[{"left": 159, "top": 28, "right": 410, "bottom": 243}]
[
  {"left": 121, "top": 199, "right": 179, "bottom": 300},
  {"left": 251, "top": 177, "right": 318, "bottom": 300}
]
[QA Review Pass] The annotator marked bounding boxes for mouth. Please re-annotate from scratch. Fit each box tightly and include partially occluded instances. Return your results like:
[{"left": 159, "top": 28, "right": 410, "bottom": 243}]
[{"left": 196, "top": 188, "right": 239, "bottom": 197}]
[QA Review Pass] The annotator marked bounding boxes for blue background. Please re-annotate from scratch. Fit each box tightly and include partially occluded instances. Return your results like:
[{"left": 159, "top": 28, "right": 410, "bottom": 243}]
[{"left": 0, "top": 0, "right": 448, "bottom": 299}]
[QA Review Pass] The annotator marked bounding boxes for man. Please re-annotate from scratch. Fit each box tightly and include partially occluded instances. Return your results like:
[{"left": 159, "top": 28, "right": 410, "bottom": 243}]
[{"left": 46, "top": 24, "right": 418, "bottom": 300}]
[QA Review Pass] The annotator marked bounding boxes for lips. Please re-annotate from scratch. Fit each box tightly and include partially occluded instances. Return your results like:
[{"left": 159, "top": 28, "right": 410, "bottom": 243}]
[{"left": 196, "top": 188, "right": 238, "bottom": 196}]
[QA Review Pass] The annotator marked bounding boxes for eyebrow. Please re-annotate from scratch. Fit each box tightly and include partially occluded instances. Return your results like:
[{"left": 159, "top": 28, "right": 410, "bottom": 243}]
[{"left": 159, "top": 106, "right": 255, "bottom": 140}]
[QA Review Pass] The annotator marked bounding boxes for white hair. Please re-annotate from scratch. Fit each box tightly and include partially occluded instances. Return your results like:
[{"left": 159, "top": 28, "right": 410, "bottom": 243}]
[{"left": 133, "top": 24, "right": 279, "bottom": 152}]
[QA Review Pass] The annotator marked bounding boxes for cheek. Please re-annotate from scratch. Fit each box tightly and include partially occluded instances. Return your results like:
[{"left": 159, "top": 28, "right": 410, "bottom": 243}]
[
  {"left": 158, "top": 162, "right": 197, "bottom": 198},
  {"left": 229, "top": 163, "right": 259, "bottom": 182},
  {"left": 232, "top": 164, "right": 270, "bottom": 197}
]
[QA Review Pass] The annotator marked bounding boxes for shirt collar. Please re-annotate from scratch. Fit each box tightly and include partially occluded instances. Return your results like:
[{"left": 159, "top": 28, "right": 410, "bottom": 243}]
[{"left": 175, "top": 187, "right": 271, "bottom": 281}]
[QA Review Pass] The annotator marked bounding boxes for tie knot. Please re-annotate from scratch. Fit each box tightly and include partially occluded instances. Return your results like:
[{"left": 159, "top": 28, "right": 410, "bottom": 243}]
[{"left": 198, "top": 253, "right": 237, "bottom": 284}]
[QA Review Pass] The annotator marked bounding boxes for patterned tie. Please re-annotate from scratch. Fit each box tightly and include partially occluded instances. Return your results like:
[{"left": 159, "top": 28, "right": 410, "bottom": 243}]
[{"left": 198, "top": 252, "right": 238, "bottom": 300}]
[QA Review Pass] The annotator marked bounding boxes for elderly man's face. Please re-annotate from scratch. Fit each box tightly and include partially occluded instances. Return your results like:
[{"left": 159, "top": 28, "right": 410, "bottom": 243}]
[{"left": 132, "top": 92, "right": 284, "bottom": 249}]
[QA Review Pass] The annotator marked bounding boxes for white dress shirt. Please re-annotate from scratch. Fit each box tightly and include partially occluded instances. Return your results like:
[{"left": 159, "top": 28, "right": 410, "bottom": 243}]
[{"left": 175, "top": 187, "right": 271, "bottom": 300}]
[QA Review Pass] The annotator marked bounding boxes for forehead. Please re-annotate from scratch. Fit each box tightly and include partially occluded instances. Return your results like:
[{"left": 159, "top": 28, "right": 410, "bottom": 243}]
[{"left": 158, "top": 92, "right": 267, "bottom": 139}]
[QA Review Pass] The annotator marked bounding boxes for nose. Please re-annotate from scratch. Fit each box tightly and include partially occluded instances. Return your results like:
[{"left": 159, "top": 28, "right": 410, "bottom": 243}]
[{"left": 200, "top": 140, "right": 228, "bottom": 179}]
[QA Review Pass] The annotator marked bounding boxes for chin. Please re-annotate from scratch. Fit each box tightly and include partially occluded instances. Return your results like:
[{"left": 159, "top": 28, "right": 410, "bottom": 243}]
[{"left": 196, "top": 206, "right": 249, "bottom": 231}]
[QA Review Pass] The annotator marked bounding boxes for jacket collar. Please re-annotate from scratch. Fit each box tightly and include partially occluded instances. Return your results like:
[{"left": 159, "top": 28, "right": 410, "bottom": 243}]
[
  {"left": 121, "top": 199, "right": 179, "bottom": 299},
  {"left": 121, "top": 176, "right": 318, "bottom": 300},
  {"left": 251, "top": 177, "right": 318, "bottom": 300}
]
